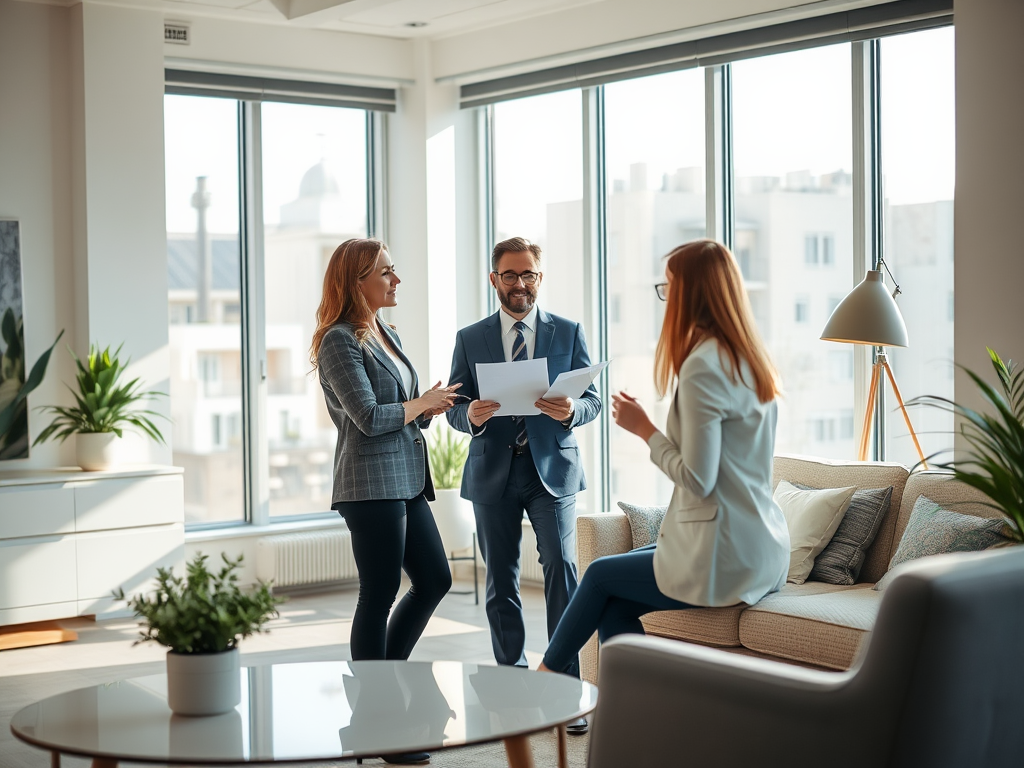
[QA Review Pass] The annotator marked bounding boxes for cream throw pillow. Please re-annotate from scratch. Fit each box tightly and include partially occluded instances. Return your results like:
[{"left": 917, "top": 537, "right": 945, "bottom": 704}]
[{"left": 774, "top": 480, "right": 857, "bottom": 584}]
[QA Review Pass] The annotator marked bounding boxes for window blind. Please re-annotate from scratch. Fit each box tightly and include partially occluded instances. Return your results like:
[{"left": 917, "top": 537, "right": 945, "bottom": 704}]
[
  {"left": 165, "top": 70, "right": 397, "bottom": 112},
  {"left": 459, "top": 0, "right": 952, "bottom": 108}
]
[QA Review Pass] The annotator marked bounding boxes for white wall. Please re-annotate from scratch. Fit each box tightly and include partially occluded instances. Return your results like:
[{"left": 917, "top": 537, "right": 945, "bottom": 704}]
[
  {"left": 953, "top": 0, "right": 1024, "bottom": 425},
  {"left": 0, "top": 0, "right": 76, "bottom": 468}
]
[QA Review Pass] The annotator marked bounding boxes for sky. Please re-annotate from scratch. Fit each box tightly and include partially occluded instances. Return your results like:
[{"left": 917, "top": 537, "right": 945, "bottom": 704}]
[{"left": 163, "top": 27, "right": 955, "bottom": 240}]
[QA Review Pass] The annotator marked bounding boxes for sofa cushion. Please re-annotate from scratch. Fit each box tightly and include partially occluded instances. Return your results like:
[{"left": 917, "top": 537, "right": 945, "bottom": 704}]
[
  {"left": 774, "top": 481, "right": 856, "bottom": 584},
  {"left": 616, "top": 501, "right": 667, "bottom": 550},
  {"left": 808, "top": 485, "right": 893, "bottom": 585},
  {"left": 739, "top": 584, "right": 881, "bottom": 670},
  {"left": 874, "top": 494, "right": 1009, "bottom": 591},
  {"left": 773, "top": 455, "right": 910, "bottom": 583},
  {"left": 641, "top": 605, "right": 745, "bottom": 647}
]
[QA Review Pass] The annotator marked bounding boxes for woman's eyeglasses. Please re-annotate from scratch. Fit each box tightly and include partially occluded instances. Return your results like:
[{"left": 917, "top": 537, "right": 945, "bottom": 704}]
[{"left": 654, "top": 282, "right": 669, "bottom": 301}]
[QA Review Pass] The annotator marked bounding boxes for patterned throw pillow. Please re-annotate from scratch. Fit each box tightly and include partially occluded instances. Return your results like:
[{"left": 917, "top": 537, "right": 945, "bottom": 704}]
[
  {"left": 774, "top": 481, "right": 857, "bottom": 585},
  {"left": 617, "top": 501, "right": 668, "bottom": 550},
  {"left": 873, "top": 495, "right": 1009, "bottom": 591},
  {"left": 802, "top": 484, "right": 894, "bottom": 585}
]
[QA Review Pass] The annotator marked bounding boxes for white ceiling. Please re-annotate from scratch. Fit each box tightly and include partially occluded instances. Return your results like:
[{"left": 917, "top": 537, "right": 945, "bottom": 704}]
[{"left": 146, "top": 0, "right": 609, "bottom": 38}]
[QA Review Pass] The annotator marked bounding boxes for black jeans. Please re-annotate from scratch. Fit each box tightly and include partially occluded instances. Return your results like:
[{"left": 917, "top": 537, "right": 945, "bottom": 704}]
[{"left": 334, "top": 494, "right": 452, "bottom": 660}]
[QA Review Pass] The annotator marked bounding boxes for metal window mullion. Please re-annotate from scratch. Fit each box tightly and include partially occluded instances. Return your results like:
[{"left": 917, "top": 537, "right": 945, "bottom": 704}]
[
  {"left": 705, "top": 64, "right": 734, "bottom": 248},
  {"left": 582, "top": 85, "right": 609, "bottom": 514},
  {"left": 852, "top": 40, "right": 884, "bottom": 461},
  {"left": 240, "top": 100, "right": 269, "bottom": 526},
  {"left": 483, "top": 104, "right": 497, "bottom": 316},
  {"left": 367, "top": 111, "right": 387, "bottom": 239}
]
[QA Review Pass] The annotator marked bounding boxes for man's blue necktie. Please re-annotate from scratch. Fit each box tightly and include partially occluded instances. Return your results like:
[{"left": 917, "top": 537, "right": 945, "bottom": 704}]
[{"left": 512, "top": 321, "right": 529, "bottom": 449}]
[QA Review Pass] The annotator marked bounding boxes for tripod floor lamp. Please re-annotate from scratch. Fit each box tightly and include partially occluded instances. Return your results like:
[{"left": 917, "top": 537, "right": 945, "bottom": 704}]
[{"left": 820, "top": 269, "right": 928, "bottom": 468}]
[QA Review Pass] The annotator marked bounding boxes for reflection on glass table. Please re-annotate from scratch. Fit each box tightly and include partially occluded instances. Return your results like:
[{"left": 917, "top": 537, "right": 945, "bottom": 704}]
[{"left": 10, "top": 659, "right": 597, "bottom": 768}]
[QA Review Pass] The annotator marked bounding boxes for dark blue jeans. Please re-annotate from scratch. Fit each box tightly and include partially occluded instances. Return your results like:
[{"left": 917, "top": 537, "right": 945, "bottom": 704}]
[
  {"left": 473, "top": 450, "right": 580, "bottom": 677},
  {"left": 541, "top": 544, "right": 695, "bottom": 673},
  {"left": 334, "top": 494, "right": 452, "bottom": 661}
]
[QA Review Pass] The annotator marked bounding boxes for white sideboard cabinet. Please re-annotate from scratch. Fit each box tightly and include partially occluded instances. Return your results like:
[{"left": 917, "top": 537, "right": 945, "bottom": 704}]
[{"left": 0, "top": 466, "right": 185, "bottom": 626}]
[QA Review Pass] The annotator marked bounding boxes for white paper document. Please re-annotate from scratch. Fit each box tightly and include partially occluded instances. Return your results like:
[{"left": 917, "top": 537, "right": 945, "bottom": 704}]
[
  {"left": 476, "top": 358, "right": 550, "bottom": 416},
  {"left": 542, "top": 360, "right": 610, "bottom": 400}
]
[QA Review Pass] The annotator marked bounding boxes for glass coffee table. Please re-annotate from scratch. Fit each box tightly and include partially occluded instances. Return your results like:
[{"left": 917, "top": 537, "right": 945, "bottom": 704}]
[{"left": 10, "top": 659, "right": 597, "bottom": 768}]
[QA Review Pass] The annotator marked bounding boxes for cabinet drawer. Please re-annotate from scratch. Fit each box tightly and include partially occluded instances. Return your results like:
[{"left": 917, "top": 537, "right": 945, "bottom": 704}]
[
  {"left": 75, "top": 475, "right": 185, "bottom": 532},
  {"left": 0, "top": 537, "right": 77, "bottom": 610},
  {"left": 0, "top": 485, "right": 75, "bottom": 539},
  {"left": 76, "top": 524, "right": 185, "bottom": 601}
]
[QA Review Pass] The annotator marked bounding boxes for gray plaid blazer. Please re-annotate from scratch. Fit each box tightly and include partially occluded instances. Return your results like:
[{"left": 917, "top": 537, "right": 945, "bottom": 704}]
[{"left": 318, "top": 321, "right": 434, "bottom": 504}]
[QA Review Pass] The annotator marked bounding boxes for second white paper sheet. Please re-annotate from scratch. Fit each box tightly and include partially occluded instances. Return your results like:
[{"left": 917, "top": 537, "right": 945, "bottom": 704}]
[{"left": 476, "top": 358, "right": 550, "bottom": 416}]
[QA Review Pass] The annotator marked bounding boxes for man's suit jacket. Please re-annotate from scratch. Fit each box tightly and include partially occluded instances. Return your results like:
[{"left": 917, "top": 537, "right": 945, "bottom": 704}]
[
  {"left": 318, "top": 321, "right": 434, "bottom": 504},
  {"left": 648, "top": 338, "right": 789, "bottom": 607},
  {"left": 446, "top": 308, "right": 601, "bottom": 504}
]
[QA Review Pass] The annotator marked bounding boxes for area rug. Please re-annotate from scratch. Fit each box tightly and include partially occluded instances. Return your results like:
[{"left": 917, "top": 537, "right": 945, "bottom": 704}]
[{"left": 295, "top": 728, "right": 589, "bottom": 767}]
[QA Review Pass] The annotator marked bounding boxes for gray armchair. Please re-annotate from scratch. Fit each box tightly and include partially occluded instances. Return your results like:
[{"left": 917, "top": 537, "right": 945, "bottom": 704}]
[{"left": 587, "top": 547, "right": 1024, "bottom": 768}]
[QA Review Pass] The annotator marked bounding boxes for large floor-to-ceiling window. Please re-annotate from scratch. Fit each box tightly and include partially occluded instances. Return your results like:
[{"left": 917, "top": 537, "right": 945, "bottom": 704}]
[
  {"left": 165, "top": 95, "right": 246, "bottom": 525},
  {"left": 493, "top": 91, "right": 584, "bottom": 322},
  {"left": 164, "top": 77, "right": 384, "bottom": 528},
  {"left": 474, "top": 16, "right": 954, "bottom": 509},
  {"left": 879, "top": 27, "right": 956, "bottom": 467},
  {"left": 604, "top": 70, "right": 706, "bottom": 506},
  {"left": 732, "top": 44, "right": 855, "bottom": 460},
  {"left": 261, "top": 103, "right": 368, "bottom": 519}
]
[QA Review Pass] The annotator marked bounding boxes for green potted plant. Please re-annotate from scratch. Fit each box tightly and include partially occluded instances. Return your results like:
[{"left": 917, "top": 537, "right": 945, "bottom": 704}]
[
  {"left": 114, "top": 552, "right": 284, "bottom": 716},
  {"left": 427, "top": 423, "right": 474, "bottom": 556},
  {"left": 909, "top": 347, "right": 1023, "bottom": 542},
  {"left": 0, "top": 308, "right": 63, "bottom": 460},
  {"left": 33, "top": 342, "right": 168, "bottom": 470}
]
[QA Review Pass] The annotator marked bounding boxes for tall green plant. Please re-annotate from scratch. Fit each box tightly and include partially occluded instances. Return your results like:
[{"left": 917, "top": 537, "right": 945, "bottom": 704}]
[
  {"left": 114, "top": 553, "right": 284, "bottom": 654},
  {"left": 0, "top": 308, "right": 63, "bottom": 459},
  {"left": 33, "top": 343, "right": 167, "bottom": 445},
  {"left": 428, "top": 424, "right": 469, "bottom": 490},
  {"left": 909, "top": 348, "right": 1024, "bottom": 542}
]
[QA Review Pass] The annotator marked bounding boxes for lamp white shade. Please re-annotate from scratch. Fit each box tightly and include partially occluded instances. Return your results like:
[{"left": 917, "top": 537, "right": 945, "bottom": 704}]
[{"left": 820, "top": 270, "right": 909, "bottom": 347}]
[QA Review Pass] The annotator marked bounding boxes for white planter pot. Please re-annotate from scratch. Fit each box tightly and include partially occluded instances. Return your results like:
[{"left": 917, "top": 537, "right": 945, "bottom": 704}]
[
  {"left": 431, "top": 488, "right": 475, "bottom": 555},
  {"left": 76, "top": 432, "right": 118, "bottom": 471},
  {"left": 166, "top": 648, "right": 241, "bottom": 717}
]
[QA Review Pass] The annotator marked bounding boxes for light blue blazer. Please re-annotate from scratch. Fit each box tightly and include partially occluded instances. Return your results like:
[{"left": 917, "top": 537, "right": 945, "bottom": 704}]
[{"left": 649, "top": 338, "right": 790, "bottom": 607}]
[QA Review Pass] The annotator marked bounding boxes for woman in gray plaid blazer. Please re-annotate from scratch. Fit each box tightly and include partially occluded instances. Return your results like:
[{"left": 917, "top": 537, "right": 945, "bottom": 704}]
[{"left": 312, "top": 239, "right": 460, "bottom": 671}]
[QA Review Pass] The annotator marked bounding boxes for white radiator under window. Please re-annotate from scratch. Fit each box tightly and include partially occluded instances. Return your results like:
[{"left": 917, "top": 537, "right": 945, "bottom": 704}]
[{"left": 255, "top": 529, "right": 358, "bottom": 589}]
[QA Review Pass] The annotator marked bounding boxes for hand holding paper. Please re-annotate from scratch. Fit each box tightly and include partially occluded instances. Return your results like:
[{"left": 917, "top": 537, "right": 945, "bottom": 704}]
[{"left": 542, "top": 361, "right": 609, "bottom": 400}]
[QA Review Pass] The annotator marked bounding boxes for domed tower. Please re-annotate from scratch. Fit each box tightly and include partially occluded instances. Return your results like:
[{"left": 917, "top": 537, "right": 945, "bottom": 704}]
[{"left": 279, "top": 157, "right": 357, "bottom": 233}]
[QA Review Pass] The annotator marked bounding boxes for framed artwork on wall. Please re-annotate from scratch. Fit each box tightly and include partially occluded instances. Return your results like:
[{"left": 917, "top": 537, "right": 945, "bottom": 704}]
[{"left": 0, "top": 218, "right": 29, "bottom": 460}]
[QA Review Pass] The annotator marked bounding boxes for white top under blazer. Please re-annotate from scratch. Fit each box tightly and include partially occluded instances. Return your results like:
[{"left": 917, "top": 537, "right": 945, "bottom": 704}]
[{"left": 648, "top": 337, "right": 790, "bottom": 607}]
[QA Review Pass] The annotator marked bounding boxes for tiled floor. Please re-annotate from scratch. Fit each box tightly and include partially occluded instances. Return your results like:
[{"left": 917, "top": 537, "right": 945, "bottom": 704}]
[{"left": 0, "top": 576, "right": 555, "bottom": 768}]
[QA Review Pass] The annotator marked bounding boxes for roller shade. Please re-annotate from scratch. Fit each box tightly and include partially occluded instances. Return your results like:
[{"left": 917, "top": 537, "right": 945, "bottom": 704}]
[
  {"left": 459, "top": 0, "right": 952, "bottom": 108},
  {"left": 165, "top": 70, "right": 397, "bottom": 112}
]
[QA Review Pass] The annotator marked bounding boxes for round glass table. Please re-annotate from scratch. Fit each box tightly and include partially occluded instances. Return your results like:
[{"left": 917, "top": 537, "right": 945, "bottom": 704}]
[{"left": 10, "top": 659, "right": 598, "bottom": 768}]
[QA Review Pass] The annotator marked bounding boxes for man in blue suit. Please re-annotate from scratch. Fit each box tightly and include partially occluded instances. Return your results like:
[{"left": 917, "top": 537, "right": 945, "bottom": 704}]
[{"left": 447, "top": 237, "right": 601, "bottom": 732}]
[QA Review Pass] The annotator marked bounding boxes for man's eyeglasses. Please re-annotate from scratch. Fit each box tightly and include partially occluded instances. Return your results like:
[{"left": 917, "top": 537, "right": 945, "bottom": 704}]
[
  {"left": 654, "top": 282, "right": 669, "bottom": 301},
  {"left": 494, "top": 270, "right": 539, "bottom": 286}
]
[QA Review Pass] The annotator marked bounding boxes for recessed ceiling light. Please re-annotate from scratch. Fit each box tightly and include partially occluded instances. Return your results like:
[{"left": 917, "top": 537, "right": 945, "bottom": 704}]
[{"left": 405, "top": 21, "right": 428, "bottom": 27}]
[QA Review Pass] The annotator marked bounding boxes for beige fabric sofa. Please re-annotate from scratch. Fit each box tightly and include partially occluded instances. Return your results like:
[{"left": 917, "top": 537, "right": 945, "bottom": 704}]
[{"left": 577, "top": 455, "right": 1001, "bottom": 682}]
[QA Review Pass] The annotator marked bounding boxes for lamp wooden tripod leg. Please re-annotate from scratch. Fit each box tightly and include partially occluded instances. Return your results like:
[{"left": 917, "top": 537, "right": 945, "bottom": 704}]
[{"left": 857, "top": 351, "right": 928, "bottom": 468}]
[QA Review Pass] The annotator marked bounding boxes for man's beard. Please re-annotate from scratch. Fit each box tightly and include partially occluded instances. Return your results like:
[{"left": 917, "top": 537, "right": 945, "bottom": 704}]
[{"left": 498, "top": 285, "right": 536, "bottom": 314}]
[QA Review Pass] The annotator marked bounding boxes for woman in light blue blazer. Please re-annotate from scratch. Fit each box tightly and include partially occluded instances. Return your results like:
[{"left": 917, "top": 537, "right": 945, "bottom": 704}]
[
  {"left": 540, "top": 239, "right": 790, "bottom": 674},
  {"left": 311, "top": 239, "right": 459, "bottom": 676}
]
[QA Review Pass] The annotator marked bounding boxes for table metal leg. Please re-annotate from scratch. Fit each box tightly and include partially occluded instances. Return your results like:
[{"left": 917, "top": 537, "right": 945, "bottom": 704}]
[
  {"left": 50, "top": 751, "right": 60, "bottom": 768},
  {"left": 503, "top": 734, "right": 536, "bottom": 768},
  {"left": 556, "top": 724, "right": 568, "bottom": 768}
]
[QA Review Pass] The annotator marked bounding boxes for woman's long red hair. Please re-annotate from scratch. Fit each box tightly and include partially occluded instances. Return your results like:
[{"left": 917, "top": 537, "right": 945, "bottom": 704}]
[
  {"left": 654, "top": 239, "right": 780, "bottom": 403},
  {"left": 309, "top": 238, "right": 386, "bottom": 371}
]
